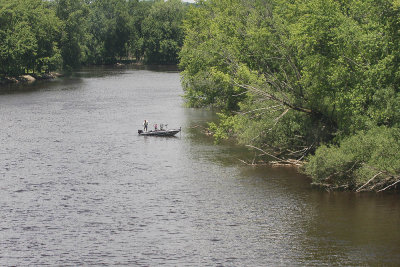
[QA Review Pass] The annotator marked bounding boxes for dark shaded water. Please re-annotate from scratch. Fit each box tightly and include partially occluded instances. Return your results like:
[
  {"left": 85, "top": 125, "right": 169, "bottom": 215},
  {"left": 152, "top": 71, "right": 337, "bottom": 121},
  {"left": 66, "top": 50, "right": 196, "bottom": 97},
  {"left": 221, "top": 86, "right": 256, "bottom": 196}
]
[{"left": 1, "top": 66, "right": 399, "bottom": 266}]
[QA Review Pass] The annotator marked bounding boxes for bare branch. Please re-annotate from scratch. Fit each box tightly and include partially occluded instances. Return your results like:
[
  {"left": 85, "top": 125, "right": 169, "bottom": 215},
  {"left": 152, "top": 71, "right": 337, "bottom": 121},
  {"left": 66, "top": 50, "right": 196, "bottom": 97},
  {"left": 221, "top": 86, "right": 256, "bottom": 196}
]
[
  {"left": 297, "top": 142, "right": 315, "bottom": 161},
  {"left": 377, "top": 177, "right": 400, "bottom": 192},
  {"left": 232, "top": 90, "right": 248, "bottom": 97},
  {"left": 237, "top": 158, "right": 255, "bottom": 166},
  {"left": 238, "top": 105, "right": 283, "bottom": 115},
  {"left": 233, "top": 81, "right": 312, "bottom": 114},
  {"left": 245, "top": 144, "right": 284, "bottom": 162},
  {"left": 274, "top": 108, "right": 289, "bottom": 122},
  {"left": 356, "top": 171, "right": 383, "bottom": 192}
]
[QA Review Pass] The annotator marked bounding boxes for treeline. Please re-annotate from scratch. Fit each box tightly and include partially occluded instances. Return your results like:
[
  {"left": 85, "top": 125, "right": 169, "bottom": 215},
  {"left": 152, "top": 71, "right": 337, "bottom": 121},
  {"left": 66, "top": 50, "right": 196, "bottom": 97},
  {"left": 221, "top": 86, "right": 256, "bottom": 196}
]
[
  {"left": 179, "top": 0, "right": 400, "bottom": 191},
  {"left": 0, "top": 0, "right": 188, "bottom": 76}
]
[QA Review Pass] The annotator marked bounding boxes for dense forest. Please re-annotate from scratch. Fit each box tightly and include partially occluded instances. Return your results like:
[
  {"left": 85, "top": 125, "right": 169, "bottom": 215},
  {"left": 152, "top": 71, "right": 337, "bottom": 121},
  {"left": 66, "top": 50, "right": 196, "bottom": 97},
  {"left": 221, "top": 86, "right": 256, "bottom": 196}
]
[
  {"left": 179, "top": 0, "right": 400, "bottom": 191},
  {"left": 0, "top": 0, "right": 188, "bottom": 76}
]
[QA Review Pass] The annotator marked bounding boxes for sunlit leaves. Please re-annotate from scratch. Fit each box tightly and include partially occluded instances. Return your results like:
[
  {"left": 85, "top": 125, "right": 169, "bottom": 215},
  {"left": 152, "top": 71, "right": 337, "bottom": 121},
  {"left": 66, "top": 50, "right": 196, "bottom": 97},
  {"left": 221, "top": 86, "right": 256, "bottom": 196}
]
[
  {"left": 305, "top": 126, "right": 400, "bottom": 190},
  {"left": 0, "top": 0, "right": 61, "bottom": 75},
  {"left": 180, "top": 0, "right": 400, "bottom": 188},
  {"left": 142, "top": 0, "right": 187, "bottom": 64}
]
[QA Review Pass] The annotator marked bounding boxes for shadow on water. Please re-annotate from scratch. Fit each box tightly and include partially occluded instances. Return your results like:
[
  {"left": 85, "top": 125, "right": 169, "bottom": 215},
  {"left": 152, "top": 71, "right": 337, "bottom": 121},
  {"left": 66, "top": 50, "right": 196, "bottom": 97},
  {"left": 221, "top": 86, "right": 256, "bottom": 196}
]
[
  {"left": 182, "top": 103, "right": 400, "bottom": 266},
  {"left": 299, "top": 191, "right": 400, "bottom": 265},
  {"left": 183, "top": 108, "right": 312, "bottom": 183}
]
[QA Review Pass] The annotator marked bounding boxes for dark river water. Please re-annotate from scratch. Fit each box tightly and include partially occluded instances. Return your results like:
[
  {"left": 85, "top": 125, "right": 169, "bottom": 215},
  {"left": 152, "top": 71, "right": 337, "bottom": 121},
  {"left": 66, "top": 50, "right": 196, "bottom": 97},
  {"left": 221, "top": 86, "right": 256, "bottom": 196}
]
[{"left": 1, "top": 66, "right": 399, "bottom": 266}]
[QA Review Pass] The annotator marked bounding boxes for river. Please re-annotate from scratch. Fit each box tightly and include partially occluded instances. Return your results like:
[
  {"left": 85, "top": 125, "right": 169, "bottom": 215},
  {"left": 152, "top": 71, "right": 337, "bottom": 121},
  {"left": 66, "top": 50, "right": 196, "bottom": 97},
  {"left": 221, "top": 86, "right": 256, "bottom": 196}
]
[{"left": 1, "top": 66, "right": 399, "bottom": 266}]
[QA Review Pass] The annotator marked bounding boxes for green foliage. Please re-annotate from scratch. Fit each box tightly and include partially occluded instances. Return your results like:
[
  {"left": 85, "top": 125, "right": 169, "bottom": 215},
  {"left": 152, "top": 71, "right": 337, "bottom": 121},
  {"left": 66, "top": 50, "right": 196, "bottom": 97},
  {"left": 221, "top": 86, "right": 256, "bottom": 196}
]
[
  {"left": 179, "top": 0, "right": 250, "bottom": 110},
  {"left": 304, "top": 126, "right": 400, "bottom": 190},
  {"left": 208, "top": 113, "right": 237, "bottom": 143},
  {"left": 1, "top": 0, "right": 188, "bottom": 75},
  {"left": 85, "top": 0, "right": 131, "bottom": 64},
  {"left": 179, "top": 0, "right": 400, "bottom": 190},
  {"left": 0, "top": 0, "right": 62, "bottom": 75},
  {"left": 126, "top": 0, "right": 152, "bottom": 62},
  {"left": 56, "top": 0, "right": 89, "bottom": 68},
  {"left": 142, "top": 0, "right": 187, "bottom": 64}
]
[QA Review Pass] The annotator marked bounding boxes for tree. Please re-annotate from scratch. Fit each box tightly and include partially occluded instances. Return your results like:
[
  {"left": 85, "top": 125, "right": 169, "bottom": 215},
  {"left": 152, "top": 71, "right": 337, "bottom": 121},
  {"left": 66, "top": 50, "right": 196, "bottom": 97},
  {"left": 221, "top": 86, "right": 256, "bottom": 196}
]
[
  {"left": 0, "top": 0, "right": 188, "bottom": 75},
  {"left": 179, "top": 0, "right": 400, "bottom": 190},
  {"left": 85, "top": 0, "right": 131, "bottom": 64},
  {"left": 56, "top": 0, "right": 89, "bottom": 69},
  {"left": 0, "top": 0, "right": 62, "bottom": 75},
  {"left": 127, "top": 0, "right": 152, "bottom": 62},
  {"left": 142, "top": 0, "right": 187, "bottom": 64}
]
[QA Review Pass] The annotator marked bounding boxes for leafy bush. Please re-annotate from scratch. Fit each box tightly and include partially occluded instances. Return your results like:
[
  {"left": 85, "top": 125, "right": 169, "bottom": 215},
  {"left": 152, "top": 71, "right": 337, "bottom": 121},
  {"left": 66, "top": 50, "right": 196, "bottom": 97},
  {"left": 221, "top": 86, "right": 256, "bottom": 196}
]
[{"left": 304, "top": 126, "right": 400, "bottom": 191}]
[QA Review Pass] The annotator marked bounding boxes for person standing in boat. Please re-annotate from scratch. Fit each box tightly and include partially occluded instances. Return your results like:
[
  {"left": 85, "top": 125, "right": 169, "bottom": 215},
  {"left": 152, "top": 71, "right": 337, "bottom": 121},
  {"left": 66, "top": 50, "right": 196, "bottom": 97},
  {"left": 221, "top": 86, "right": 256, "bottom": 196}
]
[
  {"left": 154, "top": 124, "right": 158, "bottom": 131},
  {"left": 143, "top": 120, "right": 148, "bottom": 132}
]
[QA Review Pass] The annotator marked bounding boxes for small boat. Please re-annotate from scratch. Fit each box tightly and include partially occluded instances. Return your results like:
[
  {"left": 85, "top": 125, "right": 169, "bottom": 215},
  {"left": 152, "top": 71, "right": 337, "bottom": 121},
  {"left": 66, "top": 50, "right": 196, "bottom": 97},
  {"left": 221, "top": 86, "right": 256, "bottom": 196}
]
[{"left": 138, "top": 128, "right": 181, "bottom": 137}]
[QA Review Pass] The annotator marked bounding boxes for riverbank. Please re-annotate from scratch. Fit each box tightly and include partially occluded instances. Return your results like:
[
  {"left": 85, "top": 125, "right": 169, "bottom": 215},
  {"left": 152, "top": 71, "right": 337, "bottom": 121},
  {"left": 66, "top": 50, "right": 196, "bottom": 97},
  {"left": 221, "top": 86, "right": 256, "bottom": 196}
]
[
  {"left": 0, "top": 72, "right": 64, "bottom": 85},
  {"left": 0, "top": 62, "right": 180, "bottom": 87}
]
